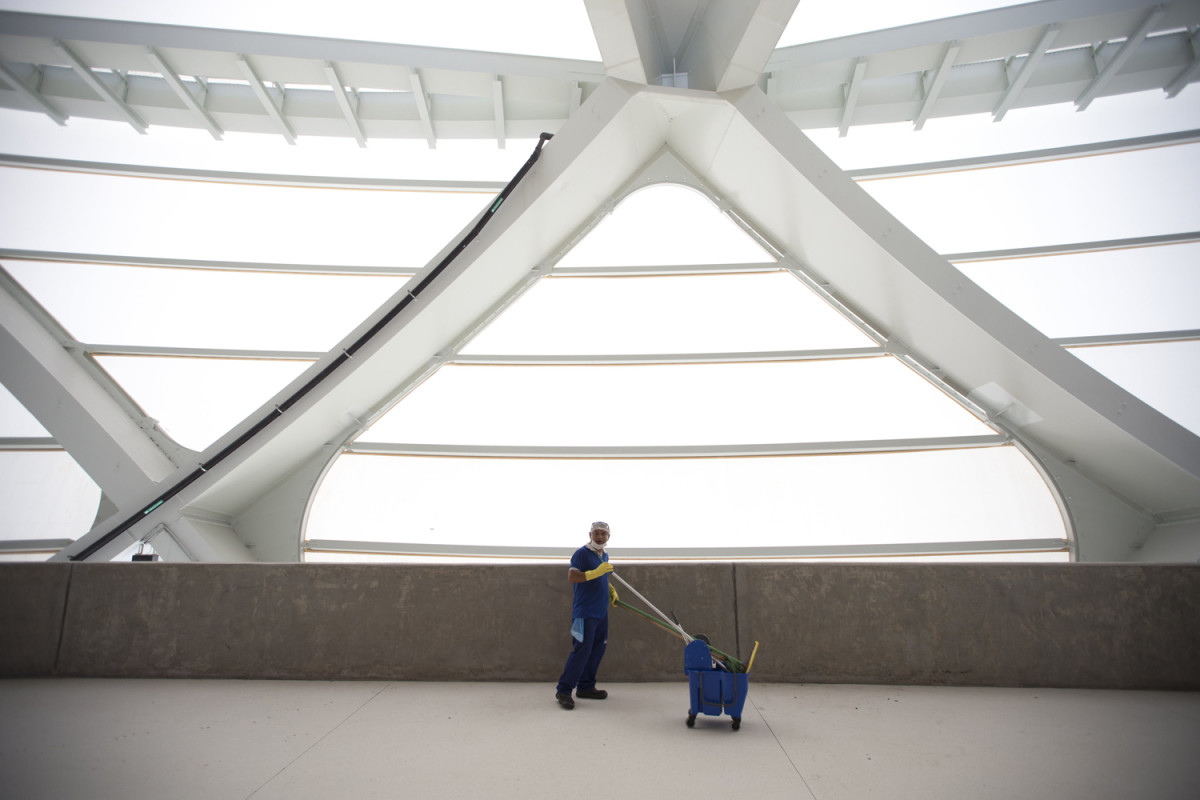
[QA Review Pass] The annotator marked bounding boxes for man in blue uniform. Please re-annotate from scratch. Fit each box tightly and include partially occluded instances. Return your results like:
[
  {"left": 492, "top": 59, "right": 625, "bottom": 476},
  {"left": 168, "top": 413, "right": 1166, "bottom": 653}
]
[{"left": 555, "top": 521, "right": 618, "bottom": 710}]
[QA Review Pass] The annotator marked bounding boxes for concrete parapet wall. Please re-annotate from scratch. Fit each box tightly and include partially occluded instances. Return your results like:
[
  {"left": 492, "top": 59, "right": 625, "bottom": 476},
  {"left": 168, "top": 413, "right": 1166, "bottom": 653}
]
[{"left": 1, "top": 563, "right": 1196, "bottom": 688}]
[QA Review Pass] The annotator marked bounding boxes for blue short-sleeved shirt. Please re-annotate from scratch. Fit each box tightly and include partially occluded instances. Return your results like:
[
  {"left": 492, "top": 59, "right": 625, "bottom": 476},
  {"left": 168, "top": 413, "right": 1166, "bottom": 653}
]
[{"left": 570, "top": 545, "right": 609, "bottom": 620}]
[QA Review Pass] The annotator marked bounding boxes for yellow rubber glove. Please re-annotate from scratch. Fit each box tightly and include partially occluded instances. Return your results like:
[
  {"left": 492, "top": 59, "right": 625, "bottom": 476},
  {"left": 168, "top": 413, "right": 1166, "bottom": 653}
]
[
  {"left": 609, "top": 584, "right": 619, "bottom": 606},
  {"left": 584, "top": 561, "right": 613, "bottom": 581}
]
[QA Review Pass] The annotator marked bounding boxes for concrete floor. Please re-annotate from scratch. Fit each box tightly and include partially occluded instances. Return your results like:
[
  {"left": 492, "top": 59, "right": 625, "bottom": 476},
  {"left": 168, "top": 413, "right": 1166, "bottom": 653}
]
[{"left": 1, "top": 679, "right": 1198, "bottom": 800}]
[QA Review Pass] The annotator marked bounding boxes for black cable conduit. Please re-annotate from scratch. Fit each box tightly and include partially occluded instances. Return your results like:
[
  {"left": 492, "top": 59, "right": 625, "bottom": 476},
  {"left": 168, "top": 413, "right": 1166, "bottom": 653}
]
[{"left": 71, "top": 132, "right": 555, "bottom": 561}]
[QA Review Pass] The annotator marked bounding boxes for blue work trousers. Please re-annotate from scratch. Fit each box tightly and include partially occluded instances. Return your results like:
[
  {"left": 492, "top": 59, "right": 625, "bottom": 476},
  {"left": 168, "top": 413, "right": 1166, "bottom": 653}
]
[{"left": 556, "top": 616, "right": 608, "bottom": 694}]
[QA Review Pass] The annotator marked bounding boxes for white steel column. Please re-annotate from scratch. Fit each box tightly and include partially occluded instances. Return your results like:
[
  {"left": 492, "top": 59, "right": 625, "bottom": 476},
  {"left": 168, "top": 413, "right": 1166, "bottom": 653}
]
[{"left": 0, "top": 274, "right": 179, "bottom": 505}]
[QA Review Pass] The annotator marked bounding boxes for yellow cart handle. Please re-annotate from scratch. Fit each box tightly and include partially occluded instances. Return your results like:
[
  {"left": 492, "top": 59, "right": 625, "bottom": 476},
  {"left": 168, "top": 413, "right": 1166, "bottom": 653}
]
[{"left": 746, "top": 641, "right": 760, "bottom": 673}]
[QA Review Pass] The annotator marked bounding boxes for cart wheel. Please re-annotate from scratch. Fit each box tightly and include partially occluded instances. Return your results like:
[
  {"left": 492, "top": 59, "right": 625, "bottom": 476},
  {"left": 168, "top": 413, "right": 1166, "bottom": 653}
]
[
  {"left": 731, "top": 717, "right": 741, "bottom": 731},
  {"left": 686, "top": 714, "right": 696, "bottom": 728}
]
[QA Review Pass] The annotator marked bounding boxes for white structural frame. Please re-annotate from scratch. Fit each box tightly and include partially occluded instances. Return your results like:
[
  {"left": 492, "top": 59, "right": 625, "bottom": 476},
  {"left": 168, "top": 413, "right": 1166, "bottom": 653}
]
[{"left": 0, "top": 0, "right": 1196, "bottom": 563}]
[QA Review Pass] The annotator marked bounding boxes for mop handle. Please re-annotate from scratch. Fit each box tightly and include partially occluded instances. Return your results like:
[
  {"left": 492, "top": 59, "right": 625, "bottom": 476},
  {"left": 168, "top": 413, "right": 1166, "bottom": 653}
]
[{"left": 612, "top": 572, "right": 694, "bottom": 643}]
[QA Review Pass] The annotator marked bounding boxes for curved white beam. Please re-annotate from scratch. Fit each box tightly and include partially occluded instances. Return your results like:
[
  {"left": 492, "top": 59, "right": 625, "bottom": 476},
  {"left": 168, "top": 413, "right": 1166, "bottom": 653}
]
[
  {"left": 0, "top": 247, "right": 418, "bottom": 275},
  {"left": 57, "top": 80, "right": 657, "bottom": 561},
  {"left": 0, "top": 272, "right": 183, "bottom": 504},
  {"left": 0, "top": 154, "right": 506, "bottom": 191},
  {"left": 450, "top": 347, "right": 886, "bottom": 365},
  {"left": 701, "top": 83, "right": 1200, "bottom": 515},
  {"left": 846, "top": 130, "right": 1200, "bottom": 180},
  {"left": 348, "top": 436, "right": 1008, "bottom": 458},
  {"left": 303, "top": 537, "right": 1069, "bottom": 560}
]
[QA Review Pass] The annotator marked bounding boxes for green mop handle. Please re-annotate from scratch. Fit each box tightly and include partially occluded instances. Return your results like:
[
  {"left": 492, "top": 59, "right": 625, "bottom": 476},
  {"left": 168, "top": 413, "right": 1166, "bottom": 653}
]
[
  {"left": 614, "top": 599, "right": 747, "bottom": 671},
  {"left": 611, "top": 572, "right": 693, "bottom": 643}
]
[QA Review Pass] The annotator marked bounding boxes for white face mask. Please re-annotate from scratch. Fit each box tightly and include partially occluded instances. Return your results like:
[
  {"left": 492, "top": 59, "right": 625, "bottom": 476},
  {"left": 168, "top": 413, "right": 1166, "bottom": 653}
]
[{"left": 586, "top": 529, "right": 609, "bottom": 552}]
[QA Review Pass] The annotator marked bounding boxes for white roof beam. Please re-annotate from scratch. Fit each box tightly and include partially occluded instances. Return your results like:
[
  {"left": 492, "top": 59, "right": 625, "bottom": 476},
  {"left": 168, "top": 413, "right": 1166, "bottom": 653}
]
[
  {"left": 0, "top": 538, "right": 75, "bottom": 554},
  {"left": 1057, "top": 329, "right": 1200, "bottom": 347},
  {"left": 53, "top": 39, "right": 147, "bottom": 133},
  {"left": 84, "top": 343, "right": 324, "bottom": 360},
  {"left": 913, "top": 40, "right": 960, "bottom": 130},
  {"left": 586, "top": 0, "right": 800, "bottom": 91},
  {"left": 492, "top": 77, "right": 506, "bottom": 149},
  {"left": 0, "top": 247, "right": 418, "bottom": 276},
  {"left": 0, "top": 59, "right": 67, "bottom": 124},
  {"left": 773, "top": 0, "right": 1180, "bottom": 69},
  {"left": 235, "top": 54, "right": 296, "bottom": 144},
  {"left": 349, "top": 436, "right": 1008, "bottom": 458},
  {"left": 993, "top": 24, "right": 1061, "bottom": 121},
  {"left": 644, "top": 0, "right": 674, "bottom": 79},
  {"left": 847, "top": 130, "right": 1200, "bottom": 178},
  {"left": 585, "top": 0, "right": 657, "bottom": 84},
  {"left": 323, "top": 60, "right": 366, "bottom": 147},
  {"left": 410, "top": 70, "right": 436, "bottom": 148},
  {"left": 553, "top": 261, "right": 779, "bottom": 276},
  {"left": 712, "top": 83, "right": 1200, "bottom": 511},
  {"left": 1165, "top": 26, "right": 1200, "bottom": 97},
  {"left": 839, "top": 57, "right": 866, "bottom": 137},
  {"left": 9, "top": 126, "right": 1194, "bottom": 189},
  {"left": 0, "top": 271, "right": 180, "bottom": 504},
  {"left": 0, "top": 437, "right": 59, "bottom": 451},
  {"left": 451, "top": 347, "right": 886, "bottom": 365},
  {"left": 0, "top": 154, "right": 504, "bottom": 191},
  {"left": 683, "top": 0, "right": 800, "bottom": 92},
  {"left": 944, "top": 230, "right": 1200, "bottom": 262},
  {"left": 0, "top": 12, "right": 606, "bottom": 81},
  {"left": 61, "top": 79, "right": 649, "bottom": 556},
  {"left": 1, "top": 5, "right": 1191, "bottom": 143},
  {"left": 145, "top": 47, "right": 222, "bottom": 140},
  {"left": 304, "top": 537, "right": 1068, "bottom": 560},
  {"left": 1076, "top": 4, "right": 1168, "bottom": 111}
]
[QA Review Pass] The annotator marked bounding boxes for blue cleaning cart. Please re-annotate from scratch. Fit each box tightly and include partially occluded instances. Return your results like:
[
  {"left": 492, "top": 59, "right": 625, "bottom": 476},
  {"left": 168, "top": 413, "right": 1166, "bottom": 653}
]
[{"left": 683, "top": 638, "right": 750, "bottom": 731}]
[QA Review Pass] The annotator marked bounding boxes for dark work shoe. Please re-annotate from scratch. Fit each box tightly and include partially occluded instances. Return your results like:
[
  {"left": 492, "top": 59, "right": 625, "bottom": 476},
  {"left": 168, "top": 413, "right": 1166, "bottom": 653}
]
[
  {"left": 576, "top": 689, "right": 608, "bottom": 700},
  {"left": 556, "top": 692, "right": 575, "bottom": 710}
]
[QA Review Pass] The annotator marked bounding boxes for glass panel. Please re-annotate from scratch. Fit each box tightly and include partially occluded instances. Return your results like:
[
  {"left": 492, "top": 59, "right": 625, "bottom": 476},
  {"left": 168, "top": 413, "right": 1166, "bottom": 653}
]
[
  {"left": 1071, "top": 341, "right": 1200, "bottom": 436},
  {"left": 364, "top": 359, "right": 992, "bottom": 446},
  {"left": 956, "top": 243, "right": 1200, "bottom": 339},
  {"left": 0, "top": 451, "right": 100, "bottom": 542},
  {"left": 306, "top": 447, "right": 1065, "bottom": 549},
  {"left": 5, "top": 260, "right": 407, "bottom": 352},
  {"left": 0, "top": 167, "right": 489, "bottom": 268},
  {"left": 0, "top": 383, "right": 50, "bottom": 437},
  {"left": 556, "top": 185, "right": 774, "bottom": 267},
  {"left": 94, "top": 356, "right": 312, "bottom": 451},
  {"left": 461, "top": 272, "right": 876, "bottom": 355},
  {"left": 859, "top": 144, "right": 1200, "bottom": 254}
]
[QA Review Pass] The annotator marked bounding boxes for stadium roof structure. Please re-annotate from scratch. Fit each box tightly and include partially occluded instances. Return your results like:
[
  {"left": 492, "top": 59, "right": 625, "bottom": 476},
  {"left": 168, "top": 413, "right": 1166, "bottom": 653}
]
[{"left": 1, "top": 0, "right": 1198, "bottom": 563}]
